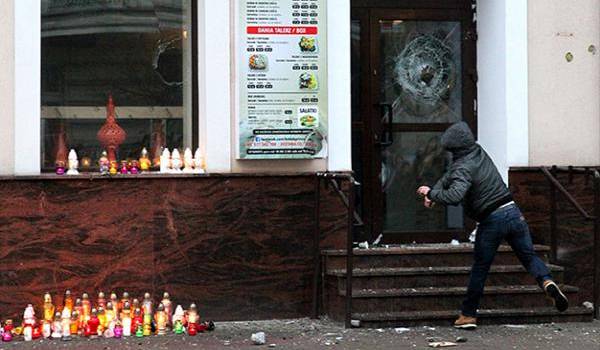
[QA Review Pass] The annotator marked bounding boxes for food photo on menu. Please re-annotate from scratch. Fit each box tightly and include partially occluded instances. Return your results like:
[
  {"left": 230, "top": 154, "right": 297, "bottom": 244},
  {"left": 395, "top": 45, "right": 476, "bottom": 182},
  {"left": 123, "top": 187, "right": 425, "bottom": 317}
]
[
  {"left": 299, "top": 72, "right": 318, "bottom": 90},
  {"left": 249, "top": 54, "right": 268, "bottom": 70},
  {"left": 299, "top": 36, "right": 317, "bottom": 52}
]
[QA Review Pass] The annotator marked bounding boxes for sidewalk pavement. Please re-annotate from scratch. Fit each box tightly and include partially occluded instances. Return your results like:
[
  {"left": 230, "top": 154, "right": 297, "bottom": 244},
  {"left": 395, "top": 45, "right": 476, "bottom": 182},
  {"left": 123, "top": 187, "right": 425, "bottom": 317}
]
[{"left": 2, "top": 318, "right": 600, "bottom": 349}]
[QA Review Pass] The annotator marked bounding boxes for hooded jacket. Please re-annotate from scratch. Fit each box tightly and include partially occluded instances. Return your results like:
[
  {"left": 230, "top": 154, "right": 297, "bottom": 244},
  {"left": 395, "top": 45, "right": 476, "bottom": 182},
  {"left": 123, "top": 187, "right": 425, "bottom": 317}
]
[{"left": 427, "top": 122, "right": 513, "bottom": 222}]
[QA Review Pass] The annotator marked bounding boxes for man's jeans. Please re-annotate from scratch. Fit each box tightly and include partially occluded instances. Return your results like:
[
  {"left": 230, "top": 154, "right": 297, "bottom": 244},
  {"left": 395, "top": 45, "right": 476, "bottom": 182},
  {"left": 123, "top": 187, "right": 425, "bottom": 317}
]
[{"left": 461, "top": 204, "right": 552, "bottom": 317}]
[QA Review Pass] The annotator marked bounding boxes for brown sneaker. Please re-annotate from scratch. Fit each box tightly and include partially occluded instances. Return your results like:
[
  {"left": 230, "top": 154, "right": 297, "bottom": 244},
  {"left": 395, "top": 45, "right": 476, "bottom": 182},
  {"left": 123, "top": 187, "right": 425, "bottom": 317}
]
[
  {"left": 454, "top": 314, "right": 477, "bottom": 329},
  {"left": 543, "top": 280, "right": 569, "bottom": 312}
]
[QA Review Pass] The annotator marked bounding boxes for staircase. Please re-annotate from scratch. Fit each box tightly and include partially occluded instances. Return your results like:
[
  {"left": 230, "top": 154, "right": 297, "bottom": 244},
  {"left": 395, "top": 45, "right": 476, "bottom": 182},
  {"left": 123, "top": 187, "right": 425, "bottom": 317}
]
[{"left": 321, "top": 243, "right": 593, "bottom": 328}]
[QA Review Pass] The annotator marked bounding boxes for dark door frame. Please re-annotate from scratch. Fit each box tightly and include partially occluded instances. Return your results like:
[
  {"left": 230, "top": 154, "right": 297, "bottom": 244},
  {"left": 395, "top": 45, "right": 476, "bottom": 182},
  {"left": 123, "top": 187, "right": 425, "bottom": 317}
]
[{"left": 351, "top": 1, "right": 477, "bottom": 243}]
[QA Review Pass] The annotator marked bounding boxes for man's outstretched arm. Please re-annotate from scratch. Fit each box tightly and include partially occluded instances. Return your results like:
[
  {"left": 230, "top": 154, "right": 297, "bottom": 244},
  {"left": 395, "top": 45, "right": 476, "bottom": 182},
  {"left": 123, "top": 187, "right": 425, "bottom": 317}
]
[{"left": 421, "top": 168, "right": 472, "bottom": 206}]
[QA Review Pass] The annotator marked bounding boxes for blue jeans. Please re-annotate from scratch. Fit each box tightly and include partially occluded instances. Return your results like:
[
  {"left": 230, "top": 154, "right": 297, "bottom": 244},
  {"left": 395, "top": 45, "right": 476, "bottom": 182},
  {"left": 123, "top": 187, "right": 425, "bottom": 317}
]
[{"left": 461, "top": 204, "right": 552, "bottom": 317}]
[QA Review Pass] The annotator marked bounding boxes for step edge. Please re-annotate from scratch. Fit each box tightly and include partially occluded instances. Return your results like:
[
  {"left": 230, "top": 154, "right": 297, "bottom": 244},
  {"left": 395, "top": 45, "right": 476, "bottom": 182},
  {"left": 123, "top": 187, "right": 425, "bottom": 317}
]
[
  {"left": 327, "top": 264, "right": 564, "bottom": 277},
  {"left": 351, "top": 306, "right": 593, "bottom": 321},
  {"left": 340, "top": 285, "right": 580, "bottom": 297},
  {"left": 322, "top": 245, "right": 550, "bottom": 256}
]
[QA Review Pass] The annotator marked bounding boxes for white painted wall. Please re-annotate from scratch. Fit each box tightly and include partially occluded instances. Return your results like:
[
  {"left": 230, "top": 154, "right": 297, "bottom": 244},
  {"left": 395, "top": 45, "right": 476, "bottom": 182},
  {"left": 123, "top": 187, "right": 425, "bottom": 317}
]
[
  {"left": 326, "top": 0, "right": 352, "bottom": 172},
  {"left": 198, "top": 0, "right": 232, "bottom": 172},
  {"left": 0, "top": 0, "right": 15, "bottom": 175},
  {"left": 476, "top": 0, "right": 529, "bottom": 183},
  {"left": 528, "top": 0, "right": 600, "bottom": 166},
  {"left": 505, "top": 0, "right": 529, "bottom": 167},
  {"left": 13, "top": 0, "right": 41, "bottom": 175}
]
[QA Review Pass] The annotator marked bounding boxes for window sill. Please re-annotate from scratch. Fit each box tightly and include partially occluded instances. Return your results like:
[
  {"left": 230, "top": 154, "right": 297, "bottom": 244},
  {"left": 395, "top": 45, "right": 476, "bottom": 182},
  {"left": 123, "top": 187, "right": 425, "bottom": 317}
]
[{"left": 0, "top": 171, "right": 325, "bottom": 181}]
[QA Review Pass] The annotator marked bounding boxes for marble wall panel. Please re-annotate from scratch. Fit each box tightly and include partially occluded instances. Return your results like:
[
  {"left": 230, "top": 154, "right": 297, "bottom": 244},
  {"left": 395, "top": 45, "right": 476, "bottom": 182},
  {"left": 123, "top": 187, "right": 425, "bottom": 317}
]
[
  {"left": 0, "top": 175, "right": 348, "bottom": 320},
  {"left": 510, "top": 168, "right": 596, "bottom": 303}
]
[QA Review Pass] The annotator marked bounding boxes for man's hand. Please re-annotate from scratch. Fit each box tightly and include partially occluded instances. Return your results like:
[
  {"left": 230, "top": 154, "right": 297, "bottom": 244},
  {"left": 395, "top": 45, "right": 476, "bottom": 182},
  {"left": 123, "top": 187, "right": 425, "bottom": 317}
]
[
  {"left": 424, "top": 197, "right": 435, "bottom": 208},
  {"left": 416, "top": 186, "right": 431, "bottom": 198},
  {"left": 417, "top": 185, "right": 435, "bottom": 208}
]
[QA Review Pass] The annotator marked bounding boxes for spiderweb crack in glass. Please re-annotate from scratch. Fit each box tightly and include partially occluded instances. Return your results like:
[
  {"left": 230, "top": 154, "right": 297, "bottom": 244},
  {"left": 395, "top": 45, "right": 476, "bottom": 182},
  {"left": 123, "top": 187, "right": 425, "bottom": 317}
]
[{"left": 394, "top": 34, "right": 457, "bottom": 116}]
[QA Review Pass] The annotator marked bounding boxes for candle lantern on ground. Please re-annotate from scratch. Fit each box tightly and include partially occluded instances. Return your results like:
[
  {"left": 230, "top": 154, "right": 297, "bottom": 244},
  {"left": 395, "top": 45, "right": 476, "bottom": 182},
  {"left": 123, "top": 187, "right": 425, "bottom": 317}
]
[
  {"left": 113, "top": 320, "right": 123, "bottom": 339},
  {"left": 70, "top": 310, "right": 79, "bottom": 336},
  {"left": 85, "top": 309, "right": 100, "bottom": 338},
  {"left": 2, "top": 320, "right": 13, "bottom": 342},
  {"left": 43, "top": 293, "right": 55, "bottom": 323},
  {"left": 132, "top": 307, "right": 143, "bottom": 336},
  {"left": 142, "top": 292, "right": 153, "bottom": 316},
  {"left": 154, "top": 303, "right": 168, "bottom": 335},
  {"left": 51, "top": 312, "right": 62, "bottom": 339},
  {"left": 22, "top": 304, "right": 36, "bottom": 341},
  {"left": 81, "top": 293, "right": 91, "bottom": 324},
  {"left": 97, "top": 292, "right": 106, "bottom": 309},
  {"left": 74, "top": 298, "right": 83, "bottom": 331},
  {"left": 63, "top": 290, "right": 73, "bottom": 314},
  {"left": 120, "top": 292, "right": 130, "bottom": 312},
  {"left": 105, "top": 302, "right": 116, "bottom": 330},
  {"left": 97, "top": 307, "right": 106, "bottom": 333},
  {"left": 161, "top": 292, "right": 173, "bottom": 327},
  {"left": 110, "top": 293, "right": 119, "bottom": 315},
  {"left": 120, "top": 301, "right": 132, "bottom": 337},
  {"left": 186, "top": 303, "right": 199, "bottom": 336},
  {"left": 172, "top": 305, "right": 185, "bottom": 334},
  {"left": 131, "top": 299, "right": 140, "bottom": 315},
  {"left": 61, "top": 308, "right": 71, "bottom": 341}
]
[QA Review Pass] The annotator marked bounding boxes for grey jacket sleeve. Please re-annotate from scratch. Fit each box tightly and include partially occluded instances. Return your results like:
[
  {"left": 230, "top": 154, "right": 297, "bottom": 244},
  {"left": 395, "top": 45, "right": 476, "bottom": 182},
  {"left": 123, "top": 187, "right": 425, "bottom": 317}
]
[{"left": 428, "top": 167, "right": 472, "bottom": 206}]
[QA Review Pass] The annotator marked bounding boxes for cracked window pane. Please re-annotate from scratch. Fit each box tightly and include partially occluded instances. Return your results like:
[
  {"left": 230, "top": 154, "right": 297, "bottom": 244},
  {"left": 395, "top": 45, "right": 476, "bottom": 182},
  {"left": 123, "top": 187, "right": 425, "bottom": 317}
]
[{"left": 380, "top": 21, "right": 462, "bottom": 124}]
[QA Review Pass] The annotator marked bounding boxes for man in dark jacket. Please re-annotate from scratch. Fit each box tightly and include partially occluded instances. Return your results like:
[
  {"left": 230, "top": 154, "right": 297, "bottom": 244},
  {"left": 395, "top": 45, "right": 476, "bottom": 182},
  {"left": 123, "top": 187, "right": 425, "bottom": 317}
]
[{"left": 417, "top": 122, "right": 568, "bottom": 330}]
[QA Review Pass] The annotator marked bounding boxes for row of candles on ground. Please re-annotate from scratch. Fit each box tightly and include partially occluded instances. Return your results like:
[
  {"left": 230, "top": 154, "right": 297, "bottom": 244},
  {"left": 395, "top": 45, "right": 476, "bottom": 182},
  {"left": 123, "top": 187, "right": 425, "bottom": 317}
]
[
  {"left": 0, "top": 290, "right": 214, "bottom": 342},
  {"left": 56, "top": 147, "right": 206, "bottom": 175}
]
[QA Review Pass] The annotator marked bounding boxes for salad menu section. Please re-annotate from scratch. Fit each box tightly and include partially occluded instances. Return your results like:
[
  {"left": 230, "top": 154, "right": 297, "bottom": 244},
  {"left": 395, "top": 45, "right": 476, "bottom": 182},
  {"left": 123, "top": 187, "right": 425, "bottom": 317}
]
[{"left": 237, "top": 0, "right": 328, "bottom": 159}]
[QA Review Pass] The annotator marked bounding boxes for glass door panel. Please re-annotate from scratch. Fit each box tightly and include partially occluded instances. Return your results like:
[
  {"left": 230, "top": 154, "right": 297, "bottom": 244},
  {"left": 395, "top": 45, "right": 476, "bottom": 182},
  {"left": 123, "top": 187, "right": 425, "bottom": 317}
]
[
  {"left": 380, "top": 20, "right": 462, "bottom": 124},
  {"left": 382, "top": 132, "right": 463, "bottom": 232},
  {"left": 372, "top": 15, "right": 468, "bottom": 237},
  {"left": 350, "top": 6, "right": 474, "bottom": 242}
]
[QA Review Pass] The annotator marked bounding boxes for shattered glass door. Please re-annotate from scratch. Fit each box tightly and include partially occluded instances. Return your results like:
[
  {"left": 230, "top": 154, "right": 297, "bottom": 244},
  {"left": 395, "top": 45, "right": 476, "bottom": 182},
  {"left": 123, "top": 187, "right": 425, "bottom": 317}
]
[{"left": 377, "top": 20, "right": 465, "bottom": 235}]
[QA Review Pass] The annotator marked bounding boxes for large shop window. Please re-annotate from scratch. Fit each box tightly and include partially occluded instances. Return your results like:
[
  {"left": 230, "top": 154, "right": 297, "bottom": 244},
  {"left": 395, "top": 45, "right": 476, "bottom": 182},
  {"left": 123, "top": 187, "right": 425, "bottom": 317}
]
[{"left": 41, "top": 0, "right": 194, "bottom": 170}]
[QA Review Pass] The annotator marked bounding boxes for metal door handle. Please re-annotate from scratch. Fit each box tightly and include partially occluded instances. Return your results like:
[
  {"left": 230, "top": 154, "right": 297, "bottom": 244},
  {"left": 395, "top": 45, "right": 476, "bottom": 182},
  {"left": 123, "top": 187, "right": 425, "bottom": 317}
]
[{"left": 375, "top": 103, "right": 393, "bottom": 147}]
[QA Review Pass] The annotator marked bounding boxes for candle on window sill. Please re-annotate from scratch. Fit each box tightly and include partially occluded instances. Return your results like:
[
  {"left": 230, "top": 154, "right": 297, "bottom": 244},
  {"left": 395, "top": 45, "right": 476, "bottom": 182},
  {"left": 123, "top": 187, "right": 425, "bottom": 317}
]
[
  {"left": 109, "top": 161, "right": 118, "bottom": 175},
  {"left": 55, "top": 161, "right": 66, "bottom": 175},
  {"left": 139, "top": 148, "right": 151, "bottom": 172},
  {"left": 81, "top": 157, "right": 92, "bottom": 170}
]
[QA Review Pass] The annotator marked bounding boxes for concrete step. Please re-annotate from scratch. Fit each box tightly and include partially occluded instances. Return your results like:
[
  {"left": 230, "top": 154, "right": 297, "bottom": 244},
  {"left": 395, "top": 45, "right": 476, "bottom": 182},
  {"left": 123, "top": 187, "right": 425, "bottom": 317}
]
[
  {"left": 322, "top": 244, "right": 550, "bottom": 269},
  {"left": 352, "top": 306, "right": 593, "bottom": 328},
  {"left": 340, "top": 285, "right": 579, "bottom": 313},
  {"left": 329, "top": 264, "right": 564, "bottom": 289}
]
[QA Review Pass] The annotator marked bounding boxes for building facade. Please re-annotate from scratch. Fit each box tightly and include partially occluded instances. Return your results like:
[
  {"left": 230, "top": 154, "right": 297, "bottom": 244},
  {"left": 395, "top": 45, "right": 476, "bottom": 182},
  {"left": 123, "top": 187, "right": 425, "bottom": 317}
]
[{"left": 0, "top": 0, "right": 598, "bottom": 321}]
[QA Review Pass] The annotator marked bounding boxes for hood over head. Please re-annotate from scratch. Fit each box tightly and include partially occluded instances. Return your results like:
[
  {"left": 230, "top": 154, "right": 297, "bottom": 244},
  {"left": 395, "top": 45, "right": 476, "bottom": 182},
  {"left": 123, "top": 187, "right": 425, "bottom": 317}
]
[{"left": 440, "top": 121, "right": 475, "bottom": 152}]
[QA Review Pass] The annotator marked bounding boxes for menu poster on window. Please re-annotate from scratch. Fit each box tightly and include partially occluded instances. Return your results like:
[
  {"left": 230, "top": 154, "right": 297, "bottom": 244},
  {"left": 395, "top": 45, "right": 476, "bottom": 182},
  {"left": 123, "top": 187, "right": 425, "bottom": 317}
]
[{"left": 236, "top": 0, "right": 328, "bottom": 159}]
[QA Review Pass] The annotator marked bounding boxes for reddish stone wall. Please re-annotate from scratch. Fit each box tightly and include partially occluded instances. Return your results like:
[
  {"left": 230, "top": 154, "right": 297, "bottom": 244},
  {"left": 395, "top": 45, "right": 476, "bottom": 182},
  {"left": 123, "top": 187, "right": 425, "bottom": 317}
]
[
  {"left": 0, "top": 175, "right": 347, "bottom": 320},
  {"left": 510, "top": 168, "right": 596, "bottom": 303}
]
